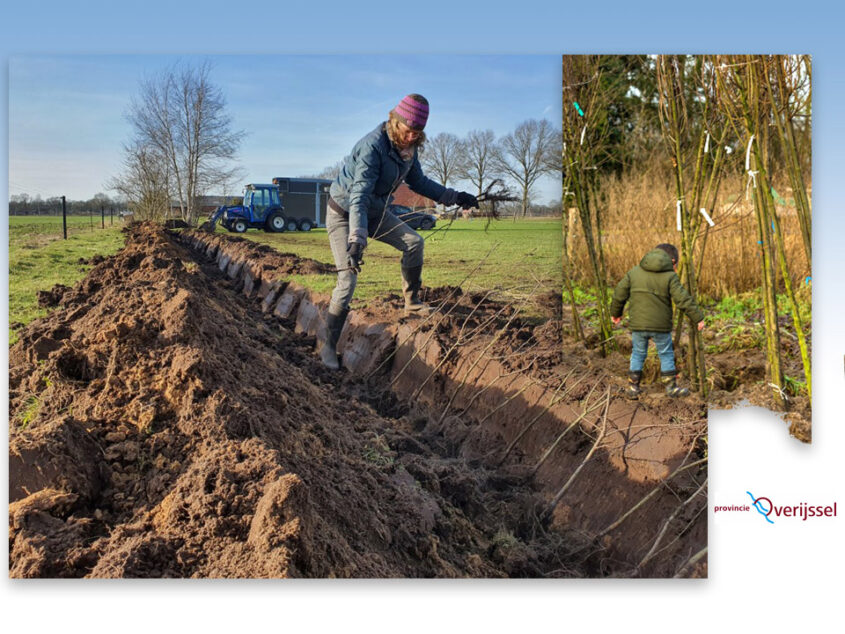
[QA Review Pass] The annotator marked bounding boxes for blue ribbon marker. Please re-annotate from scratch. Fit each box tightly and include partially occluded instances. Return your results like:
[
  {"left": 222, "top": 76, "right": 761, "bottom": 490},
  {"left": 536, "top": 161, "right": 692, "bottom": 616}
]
[
  {"left": 573, "top": 102, "right": 585, "bottom": 117},
  {"left": 805, "top": 276, "right": 811, "bottom": 285}
]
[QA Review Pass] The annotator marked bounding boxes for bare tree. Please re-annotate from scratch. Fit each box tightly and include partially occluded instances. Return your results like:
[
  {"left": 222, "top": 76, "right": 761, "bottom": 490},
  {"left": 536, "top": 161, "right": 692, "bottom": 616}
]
[
  {"left": 106, "top": 141, "right": 171, "bottom": 221},
  {"left": 495, "top": 119, "right": 557, "bottom": 218},
  {"left": 124, "top": 61, "right": 242, "bottom": 225},
  {"left": 457, "top": 129, "right": 499, "bottom": 197},
  {"left": 421, "top": 132, "right": 465, "bottom": 189},
  {"left": 543, "top": 127, "right": 563, "bottom": 174}
]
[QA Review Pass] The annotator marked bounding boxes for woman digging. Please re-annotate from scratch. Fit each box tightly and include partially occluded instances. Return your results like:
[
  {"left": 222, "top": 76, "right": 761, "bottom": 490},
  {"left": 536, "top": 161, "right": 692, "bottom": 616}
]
[{"left": 320, "top": 94, "right": 478, "bottom": 370}]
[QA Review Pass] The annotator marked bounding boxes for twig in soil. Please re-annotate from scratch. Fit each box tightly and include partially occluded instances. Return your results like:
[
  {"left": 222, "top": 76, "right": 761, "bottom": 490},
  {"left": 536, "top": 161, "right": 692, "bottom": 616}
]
[
  {"left": 391, "top": 286, "right": 514, "bottom": 393},
  {"left": 497, "top": 371, "right": 597, "bottom": 466},
  {"left": 431, "top": 293, "right": 520, "bottom": 422},
  {"left": 544, "top": 387, "right": 612, "bottom": 517},
  {"left": 409, "top": 288, "right": 535, "bottom": 403},
  {"left": 673, "top": 546, "right": 708, "bottom": 578},
  {"left": 456, "top": 360, "right": 567, "bottom": 423},
  {"left": 637, "top": 478, "right": 708, "bottom": 570},
  {"left": 594, "top": 455, "right": 708, "bottom": 539},
  {"left": 641, "top": 504, "right": 707, "bottom": 569},
  {"left": 483, "top": 330, "right": 545, "bottom": 364},
  {"left": 430, "top": 289, "right": 538, "bottom": 422},
  {"left": 382, "top": 297, "right": 465, "bottom": 386},
  {"left": 530, "top": 383, "right": 612, "bottom": 477},
  {"left": 365, "top": 242, "right": 500, "bottom": 380},
  {"left": 432, "top": 338, "right": 552, "bottom": 437},
  {"left": 476, "top": 379, "right": 540, "bottom": 431}
]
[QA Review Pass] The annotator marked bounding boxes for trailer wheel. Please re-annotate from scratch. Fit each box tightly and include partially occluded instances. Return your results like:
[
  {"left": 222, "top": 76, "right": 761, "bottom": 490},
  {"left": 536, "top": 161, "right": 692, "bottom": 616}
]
[
  {"left": 232, "top": 219, "right": 248, "bottom": 233},
  {"left": 298, "top": 218, "right": 313, "bottom": 232},
  {"left": 265, "top": 211, "right": 286, "bottom": 233},
  {"left": 285, "top": 217, "right": 300, "bottom": 232}
]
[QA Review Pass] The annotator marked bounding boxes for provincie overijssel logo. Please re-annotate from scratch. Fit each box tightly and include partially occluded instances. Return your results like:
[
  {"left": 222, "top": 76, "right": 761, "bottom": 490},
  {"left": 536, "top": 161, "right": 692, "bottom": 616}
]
[{"left": 714, "top": 492, "right": 838, "bottom": 525}]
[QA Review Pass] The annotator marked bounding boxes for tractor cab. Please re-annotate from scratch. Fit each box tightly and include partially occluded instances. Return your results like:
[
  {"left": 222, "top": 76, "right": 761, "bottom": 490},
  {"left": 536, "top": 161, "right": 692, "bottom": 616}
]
[
  {"left": 206, "top": 183, "right": 287, "bottom": 233},
  {"left": 243, "top": 184, "right": 282, "bottom": 223}
]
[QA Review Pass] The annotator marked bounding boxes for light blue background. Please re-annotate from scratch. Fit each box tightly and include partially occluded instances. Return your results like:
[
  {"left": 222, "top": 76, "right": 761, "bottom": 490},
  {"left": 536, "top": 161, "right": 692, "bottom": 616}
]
[{"left": 2, "top": 1, "right": 843, "bottom": 631}]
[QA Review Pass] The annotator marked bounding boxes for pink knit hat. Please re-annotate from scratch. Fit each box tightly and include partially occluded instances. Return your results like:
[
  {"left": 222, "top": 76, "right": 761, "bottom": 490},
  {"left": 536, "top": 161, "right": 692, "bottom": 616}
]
[{"left": 392, "top": 94, "right": 429, "bottom": 130}]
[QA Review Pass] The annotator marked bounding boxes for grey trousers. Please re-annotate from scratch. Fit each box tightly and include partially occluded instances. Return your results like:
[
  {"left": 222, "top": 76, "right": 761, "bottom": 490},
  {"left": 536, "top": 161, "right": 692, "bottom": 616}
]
[{"left": 327, "top": 208, "right": 424, "bottom": 313}]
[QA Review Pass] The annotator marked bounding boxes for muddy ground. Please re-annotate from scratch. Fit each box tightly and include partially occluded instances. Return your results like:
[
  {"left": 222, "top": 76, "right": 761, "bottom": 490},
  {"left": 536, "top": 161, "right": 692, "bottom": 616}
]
[
  {"left": 564, "top": 318, "right": 812, "bottom": 443},
  {"left": 557, "top": 307, "right": 811, "bottom": 443},
  {"left": 9, "top": 223, "right": 707, "bottom": 578},
  {"left": 704, "top": 321, "right": 810, "bottom": 443}
]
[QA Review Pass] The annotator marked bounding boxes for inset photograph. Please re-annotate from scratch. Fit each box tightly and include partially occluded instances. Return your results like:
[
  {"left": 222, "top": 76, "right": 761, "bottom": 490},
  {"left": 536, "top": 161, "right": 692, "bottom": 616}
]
[{"left": 562, "top": 55, "right": 811, "bottom": 441}]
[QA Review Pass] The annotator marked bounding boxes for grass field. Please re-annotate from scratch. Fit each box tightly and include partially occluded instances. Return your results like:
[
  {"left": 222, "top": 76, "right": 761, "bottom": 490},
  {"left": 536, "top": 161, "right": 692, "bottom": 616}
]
[
  {"left": 227, "top": 217, "right": 563, "bottom": 312},
  {"left": 9, "top": 216, "right": 126, "bottom": 343},
  {"left": 8, "top": 216, "right": 563, "bottom": 344}
]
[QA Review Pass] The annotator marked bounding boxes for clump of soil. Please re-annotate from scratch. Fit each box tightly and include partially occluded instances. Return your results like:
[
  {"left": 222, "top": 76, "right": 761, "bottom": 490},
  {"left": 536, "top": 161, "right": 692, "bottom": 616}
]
[
  {"left": 9, "top": 223, "right": 577, "bottom": 578},
  {"left": 37, "top": 284, "right": 71, "bottom": 308},
  {"left": 164, "top": 219, "right": 190, "bottom": 229}
]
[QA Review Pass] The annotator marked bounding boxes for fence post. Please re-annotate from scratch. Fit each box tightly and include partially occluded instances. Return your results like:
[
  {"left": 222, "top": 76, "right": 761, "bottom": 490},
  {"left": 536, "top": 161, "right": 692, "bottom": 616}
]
[
  {"left": 62, "top": 196, "right": 67, "bottom": 239},
  {"left": 101, "top": 206, "right": 105, "bottom": 229}
]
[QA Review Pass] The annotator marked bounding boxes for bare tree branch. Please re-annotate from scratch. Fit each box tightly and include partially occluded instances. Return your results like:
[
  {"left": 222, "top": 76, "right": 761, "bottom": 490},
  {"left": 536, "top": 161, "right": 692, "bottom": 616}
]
[
  {"left": 118, "top": 61, "right": 243, "bottom": 225},
  {"left": 494, "top": 119, "right": 557, "bottom": 218}
]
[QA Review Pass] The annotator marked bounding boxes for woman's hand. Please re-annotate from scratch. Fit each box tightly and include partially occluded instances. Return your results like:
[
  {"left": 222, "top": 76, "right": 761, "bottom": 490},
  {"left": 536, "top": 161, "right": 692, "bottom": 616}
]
[
  {"left": 456, "top": 192, "right": 478, "bottom": 209},
  {"left": 347, "top": 242, "right": 365, "bottom": 273}
]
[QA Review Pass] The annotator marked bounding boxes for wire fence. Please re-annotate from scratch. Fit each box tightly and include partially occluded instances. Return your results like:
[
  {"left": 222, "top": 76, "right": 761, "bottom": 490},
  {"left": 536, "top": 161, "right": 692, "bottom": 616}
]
[{"left": 9, "top": 210, "right": 125, "bottom": 240}]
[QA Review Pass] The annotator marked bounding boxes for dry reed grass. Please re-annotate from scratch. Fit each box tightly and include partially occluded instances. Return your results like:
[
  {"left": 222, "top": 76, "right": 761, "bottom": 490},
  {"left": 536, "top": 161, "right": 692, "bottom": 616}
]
[{"left": 565, "top": 171, "right": 811, "bottom": 300}]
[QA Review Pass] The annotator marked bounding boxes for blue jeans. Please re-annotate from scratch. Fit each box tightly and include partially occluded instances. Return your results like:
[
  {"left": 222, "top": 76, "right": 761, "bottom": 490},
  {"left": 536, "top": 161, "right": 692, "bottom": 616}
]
[{"left": 630, "top": 330, "right": 676, "bottom": 373}]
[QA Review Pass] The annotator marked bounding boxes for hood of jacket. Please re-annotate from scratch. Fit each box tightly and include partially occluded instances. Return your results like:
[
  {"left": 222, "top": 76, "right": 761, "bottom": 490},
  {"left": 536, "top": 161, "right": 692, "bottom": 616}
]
[{"left": 639, "top": 249, "right": 674, "bottom": 273}]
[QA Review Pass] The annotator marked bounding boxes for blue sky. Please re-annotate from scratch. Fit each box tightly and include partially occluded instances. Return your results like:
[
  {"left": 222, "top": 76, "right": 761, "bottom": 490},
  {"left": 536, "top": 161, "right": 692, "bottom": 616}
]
[{"left": 9, "top": 54, "right": 561, "bottom": 202}]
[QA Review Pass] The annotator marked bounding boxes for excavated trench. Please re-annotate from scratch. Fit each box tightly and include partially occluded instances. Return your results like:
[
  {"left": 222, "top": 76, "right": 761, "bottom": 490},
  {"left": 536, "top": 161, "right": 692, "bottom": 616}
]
[{"left": 8, "top": 223, "right": 707, "bottom": 578}]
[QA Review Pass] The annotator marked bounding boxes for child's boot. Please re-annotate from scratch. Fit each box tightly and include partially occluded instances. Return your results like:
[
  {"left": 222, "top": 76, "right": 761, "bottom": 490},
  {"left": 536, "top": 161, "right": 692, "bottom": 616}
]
[
  {"left": 626, "top": 371, "right": 643, "bottom": 399},
  {"left": 662, "top": 371, "right": 690, "bottom": 398}
]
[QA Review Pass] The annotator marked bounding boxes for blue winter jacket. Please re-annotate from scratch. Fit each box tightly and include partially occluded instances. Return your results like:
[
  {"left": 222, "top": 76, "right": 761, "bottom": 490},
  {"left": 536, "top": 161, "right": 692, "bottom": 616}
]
[{"left": 330, "top": 122, "right": 458, "bottom": 245}]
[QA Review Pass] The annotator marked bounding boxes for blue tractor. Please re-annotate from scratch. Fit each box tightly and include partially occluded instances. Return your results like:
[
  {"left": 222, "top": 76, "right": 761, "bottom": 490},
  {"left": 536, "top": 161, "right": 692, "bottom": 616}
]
[{"left": 201, "top": 183, "right": 294, "bottom": 233}]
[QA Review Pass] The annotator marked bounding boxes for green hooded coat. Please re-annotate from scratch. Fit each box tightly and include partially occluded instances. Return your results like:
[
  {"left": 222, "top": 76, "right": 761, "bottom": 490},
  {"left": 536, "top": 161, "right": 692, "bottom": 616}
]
[{"left": 610, "top": 249, "right": 704, "bottom": 332}]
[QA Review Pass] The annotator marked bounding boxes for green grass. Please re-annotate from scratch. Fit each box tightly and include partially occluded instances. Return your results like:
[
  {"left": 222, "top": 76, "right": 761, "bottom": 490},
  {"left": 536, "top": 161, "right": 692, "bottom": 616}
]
[
  {"left": 9, "top": 216, "right": 126, "bottom": 344},
  {"left": 229, "top": 218, "right": 563, "bottom": 312},
  {"left": 701, "top": 289, "right": 811, "bottom": 325},
  {"left": 708, "top": 294, "right": 762, "bottom": 321},
  {"left": 9, "top": 214, "right": 120, "bottom": 244},
  {"left": 15, "top": 394, "right": 41, "bottom": 430},
  {"left": 8, "top": 216, "right": 562, "bottom": 346}
]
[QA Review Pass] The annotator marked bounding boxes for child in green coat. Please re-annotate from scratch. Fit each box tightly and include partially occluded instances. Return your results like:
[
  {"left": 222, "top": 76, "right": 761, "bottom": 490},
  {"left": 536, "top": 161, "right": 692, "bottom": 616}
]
[{"left": 610, "top": 243, "right": 705, "bottom": 398}]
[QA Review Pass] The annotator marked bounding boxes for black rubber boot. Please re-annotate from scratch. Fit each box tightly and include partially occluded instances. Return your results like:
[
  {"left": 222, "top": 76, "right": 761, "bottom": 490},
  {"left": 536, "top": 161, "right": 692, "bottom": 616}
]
[
  {"left": 662, "top": 371, "right": 690, "bottom": 398},
  {"left": 626, "top": 371, "right": 643, "bottom": 399},
  {"left": 401, "top": 265, "right": 431, "bottom": 314},
  {"left": 320, "top": 307, "right": 349, "bottom": 370}
]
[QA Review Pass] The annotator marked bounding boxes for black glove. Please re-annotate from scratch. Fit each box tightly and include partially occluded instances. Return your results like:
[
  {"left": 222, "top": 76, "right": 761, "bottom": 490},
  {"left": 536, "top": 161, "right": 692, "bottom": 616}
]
[
  {"left": 347, "top": 242, "right": 364, "bottom": 273},
  {"left": 456, "top": 192, "right": 478, "bottom": 210}
]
